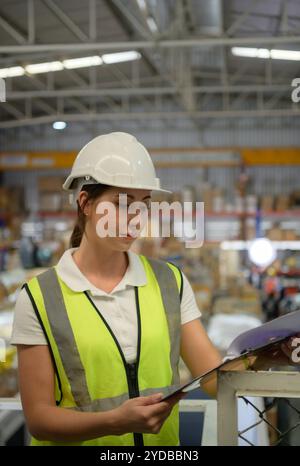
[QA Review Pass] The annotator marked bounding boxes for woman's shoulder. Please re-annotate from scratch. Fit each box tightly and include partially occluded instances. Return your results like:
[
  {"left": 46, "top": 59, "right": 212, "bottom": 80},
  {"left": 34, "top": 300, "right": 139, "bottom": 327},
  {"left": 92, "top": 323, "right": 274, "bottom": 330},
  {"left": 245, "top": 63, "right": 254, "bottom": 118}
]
[{"left": 11, "top": 287, "right": 48, "bottom": 346}]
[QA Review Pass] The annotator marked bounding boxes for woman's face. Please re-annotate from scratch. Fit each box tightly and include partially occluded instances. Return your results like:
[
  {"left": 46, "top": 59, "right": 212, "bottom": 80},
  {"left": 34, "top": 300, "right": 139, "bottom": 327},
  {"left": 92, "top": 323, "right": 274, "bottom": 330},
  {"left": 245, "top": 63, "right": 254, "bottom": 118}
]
[{"left": 79, "top": 186, "right": 151, "bottom": 252}]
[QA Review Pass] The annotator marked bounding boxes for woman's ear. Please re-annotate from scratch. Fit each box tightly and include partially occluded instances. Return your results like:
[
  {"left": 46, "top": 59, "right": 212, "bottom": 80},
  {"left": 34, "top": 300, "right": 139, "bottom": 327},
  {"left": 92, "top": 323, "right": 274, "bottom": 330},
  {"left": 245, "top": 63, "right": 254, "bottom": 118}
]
[{"left": 78, "top": 191, "right": 90, "bottom": 216}]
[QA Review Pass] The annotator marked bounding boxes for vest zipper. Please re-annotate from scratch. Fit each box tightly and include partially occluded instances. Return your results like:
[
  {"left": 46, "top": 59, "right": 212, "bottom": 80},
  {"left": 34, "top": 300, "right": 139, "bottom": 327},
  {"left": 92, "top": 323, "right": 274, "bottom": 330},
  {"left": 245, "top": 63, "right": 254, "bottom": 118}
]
[
  {"left": 84, "top": 289, "right": 144, "bottom": 447},
  {"left": 125, "top": 361, "right": 144, "bottom": 447}
]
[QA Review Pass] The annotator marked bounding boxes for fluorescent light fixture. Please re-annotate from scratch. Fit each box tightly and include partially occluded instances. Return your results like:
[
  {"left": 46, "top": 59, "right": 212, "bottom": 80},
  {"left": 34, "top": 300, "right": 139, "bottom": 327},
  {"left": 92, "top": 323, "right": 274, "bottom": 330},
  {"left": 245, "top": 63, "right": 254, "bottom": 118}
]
[
  {"left": 3, "top": 52, "right": 141, "bottom": 79},
  {"left": 271, "top": 49, "right": 300, "bottom": 60},
  {"left": 232, "top": 47, "right": 258, "bottom": 58},
  {"left": 52, "top": 121, "right": 67, "bottom": 130},
  {"left": 232, "top": 47, "right": 300, "bottom": 61},
  {"left": 0, "top": 66, "right": 25, "bottom": 78},
  {"left": 146, "top": 16, "right": 158, "bottom": 33},
  {"left": 102, "top": 51, "right": 141, "bottom": 64},
  {"left": 26, "top": 61, "right": 64, "bottom": 74},
  {"left": 63, "top": 55, "right": 102, "bottom": 69},
  {"left": 136, "top": 0, "right": 147, "bottom": 11},
  {"left": 257, "top": 49, "right": 270, "bottom": 58},
  {"left": 232, "top": 47, "right": 270, "bottom": 58}
]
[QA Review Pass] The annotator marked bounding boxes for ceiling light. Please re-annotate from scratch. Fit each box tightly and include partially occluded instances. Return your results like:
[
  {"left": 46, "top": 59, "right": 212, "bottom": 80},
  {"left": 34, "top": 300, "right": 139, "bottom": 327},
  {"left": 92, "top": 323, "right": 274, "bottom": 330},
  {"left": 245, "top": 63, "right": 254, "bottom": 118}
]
[
  {"left": 63, "top": 55, "right": 102, "bottom": 69},
  {"left": 26, "top": 61, "right": 64, "bottom": 74},
  {"left": 271, "top": 49, "right": 300, "bottom": 60},
  {"left": 0, "top": 66, "right": 25, "bottom": 78},
  {"left": 248, "top": 238, "right": 277, "bottom": 267},
  {"left": 232, "top": 47, "right": 300, "bottom": 61},
  {"left": 257, "top": 49, "right": 270, "bottom": 58},
  {"left": 102, "top": 51, "right": 141, "bottom": 64},
  {"left": 137, "top": 0, "right": 147, "bottom": 11},
  {"left": 146, "top": 16, "right": 158, "bottom": 33},
  {"left": 53, "top": 121, "right": 67, "bottom": 130},
  {"left": 232, "top": 47, "right": 270, "bottom": 58},
  {"left": 3, "top": 52, "right": 142, "bottom": 79}
]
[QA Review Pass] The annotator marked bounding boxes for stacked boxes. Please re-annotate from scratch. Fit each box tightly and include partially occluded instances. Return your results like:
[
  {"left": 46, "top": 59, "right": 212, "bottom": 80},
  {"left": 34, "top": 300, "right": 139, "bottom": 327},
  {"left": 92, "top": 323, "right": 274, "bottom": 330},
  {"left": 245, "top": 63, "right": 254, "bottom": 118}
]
[{"left": 38, "top": 176, "right": 64, "bottom": 212}]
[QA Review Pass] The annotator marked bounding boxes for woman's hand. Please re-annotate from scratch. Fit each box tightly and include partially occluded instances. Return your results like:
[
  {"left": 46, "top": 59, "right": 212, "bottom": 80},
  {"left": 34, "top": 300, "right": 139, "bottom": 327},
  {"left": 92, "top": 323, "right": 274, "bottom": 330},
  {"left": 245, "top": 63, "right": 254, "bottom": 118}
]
[{"left": 113, "top": 392, "right": 184, "bottom": 436}]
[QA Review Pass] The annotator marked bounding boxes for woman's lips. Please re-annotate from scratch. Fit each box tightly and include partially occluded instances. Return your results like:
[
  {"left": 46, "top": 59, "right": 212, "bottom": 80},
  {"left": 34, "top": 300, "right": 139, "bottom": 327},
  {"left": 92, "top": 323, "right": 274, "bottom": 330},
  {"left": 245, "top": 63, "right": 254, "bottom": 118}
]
[{"left": 119, "top": 233, "right": 136, "bottom": 240}]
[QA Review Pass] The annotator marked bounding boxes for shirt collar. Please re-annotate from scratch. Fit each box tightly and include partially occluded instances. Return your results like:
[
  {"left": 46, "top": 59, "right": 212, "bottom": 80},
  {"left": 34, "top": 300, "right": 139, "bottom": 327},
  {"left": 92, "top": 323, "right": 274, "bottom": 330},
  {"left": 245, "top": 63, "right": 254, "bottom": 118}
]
[{"left": 56, "top": 247, "right": 147, "bottom": 296}]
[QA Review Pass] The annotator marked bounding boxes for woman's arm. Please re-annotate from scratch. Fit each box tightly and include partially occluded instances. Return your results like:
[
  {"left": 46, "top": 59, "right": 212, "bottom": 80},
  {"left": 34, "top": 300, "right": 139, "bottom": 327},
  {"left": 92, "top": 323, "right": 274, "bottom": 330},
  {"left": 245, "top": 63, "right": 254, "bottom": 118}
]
[
  {"left": 18, "top": 344, "right": 121, "bottom": 442},
  {"left": 180, "top": 319, "right": 222, "bottom": 398},
  {"left": 18, "top": 344, "right": 181, "bottom": 442}
]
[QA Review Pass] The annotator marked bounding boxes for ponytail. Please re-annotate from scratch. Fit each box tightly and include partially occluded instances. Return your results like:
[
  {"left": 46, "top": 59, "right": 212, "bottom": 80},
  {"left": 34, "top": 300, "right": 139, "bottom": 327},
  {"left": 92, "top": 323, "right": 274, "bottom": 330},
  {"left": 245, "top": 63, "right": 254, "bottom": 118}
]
[
  {"left": 69, "top": 184, "right": 110, "bottom": 248},
  {"left": 70, "top": 201, "right": 85, "bottom": 248}
]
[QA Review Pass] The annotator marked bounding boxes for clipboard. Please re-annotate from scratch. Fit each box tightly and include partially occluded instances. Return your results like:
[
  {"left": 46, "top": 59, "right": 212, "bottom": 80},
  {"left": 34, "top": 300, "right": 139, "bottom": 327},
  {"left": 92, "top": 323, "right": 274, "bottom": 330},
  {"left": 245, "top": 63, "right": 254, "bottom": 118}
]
[{"left": 160, "top": 334, "right": 293, "bottom": 402}]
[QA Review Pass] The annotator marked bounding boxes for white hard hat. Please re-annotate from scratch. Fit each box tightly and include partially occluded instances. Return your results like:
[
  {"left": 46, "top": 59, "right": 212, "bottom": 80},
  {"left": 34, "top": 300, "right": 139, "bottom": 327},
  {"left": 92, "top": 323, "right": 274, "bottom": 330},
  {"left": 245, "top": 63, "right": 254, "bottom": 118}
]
[{"left": 63, "top": 132, "right": 171, "bottom": 194}]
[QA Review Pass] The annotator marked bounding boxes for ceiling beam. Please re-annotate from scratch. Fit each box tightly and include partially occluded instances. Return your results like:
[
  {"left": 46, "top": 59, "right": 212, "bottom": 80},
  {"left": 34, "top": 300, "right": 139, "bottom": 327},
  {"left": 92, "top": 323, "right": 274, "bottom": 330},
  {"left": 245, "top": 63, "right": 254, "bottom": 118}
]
[
  {"left": 111, "top": 0, "right": 151, "bottom": 40},
  {"left": 67, "top": 97, "right": 90, "bottom": 113},
  {"left": 226, "top": 0, "right": 259, "bottom": 36},
  {"left": 1, "top": 107, "right": 300, "bottom": 128},
  {"left": 27, "top": 0, "right": 35, "bottom": 44},
  {"left": 1, "top": 102, "right": 24, "bottom": 119},
  {"left": 5, "top": 83, "right": 294, "bottom": 100},
  {"left": 34, "top": 98, "right": 57, "bottom": 114},
  {"left": 1, "top": 35, "right": 300, "bottom": 53},
  {"left": 0, "top": 12, "right": 27, "bottom": 44},
  {"left": 89, "top": 0, "right": 97, "bottom": 41},
  {"left": 42, "top": 0, "right": 89, "bottom": 42}
]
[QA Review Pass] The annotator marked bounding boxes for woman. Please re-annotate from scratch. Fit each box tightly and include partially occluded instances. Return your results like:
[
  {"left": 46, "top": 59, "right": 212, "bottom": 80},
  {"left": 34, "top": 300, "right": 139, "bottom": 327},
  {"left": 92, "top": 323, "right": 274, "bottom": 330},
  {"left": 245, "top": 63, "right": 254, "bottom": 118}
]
[{"left": 11, "top": 132, "right": 222, "bottom": 446}]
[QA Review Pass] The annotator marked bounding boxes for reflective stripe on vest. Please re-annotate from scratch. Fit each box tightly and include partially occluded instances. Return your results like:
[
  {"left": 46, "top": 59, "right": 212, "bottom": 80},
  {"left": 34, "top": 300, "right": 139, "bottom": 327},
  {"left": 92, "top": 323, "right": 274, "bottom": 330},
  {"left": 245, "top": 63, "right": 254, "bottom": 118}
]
[
  {"left": 26, "top": 254, "right": 182, "bottom": 446},
  {"left": 146, "top": 257, "right": 181, "bottom": 388},
  {"left": 37, "top": 268, "right": 92, "bottom": 409}
]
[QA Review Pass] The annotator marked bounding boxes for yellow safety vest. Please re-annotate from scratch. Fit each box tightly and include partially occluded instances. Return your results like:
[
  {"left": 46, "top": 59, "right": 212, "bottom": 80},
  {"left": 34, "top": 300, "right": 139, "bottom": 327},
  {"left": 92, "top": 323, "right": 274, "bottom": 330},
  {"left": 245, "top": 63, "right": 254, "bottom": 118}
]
[{"left": 24, "top": 255, "right": 183, "bottom": 446}]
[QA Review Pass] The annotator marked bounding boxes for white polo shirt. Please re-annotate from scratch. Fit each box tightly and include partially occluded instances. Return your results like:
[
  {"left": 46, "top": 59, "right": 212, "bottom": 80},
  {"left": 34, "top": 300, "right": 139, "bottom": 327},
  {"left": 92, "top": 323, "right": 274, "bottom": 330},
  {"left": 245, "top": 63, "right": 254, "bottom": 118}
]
[{"left": 11, "top": 248, "right": 202, "bottom": 364}]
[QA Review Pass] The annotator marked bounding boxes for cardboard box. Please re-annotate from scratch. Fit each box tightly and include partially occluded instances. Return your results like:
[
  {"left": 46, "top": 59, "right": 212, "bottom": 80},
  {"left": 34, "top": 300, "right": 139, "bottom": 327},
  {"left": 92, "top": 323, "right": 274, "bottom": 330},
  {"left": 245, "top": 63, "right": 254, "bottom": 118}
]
[
  {"left": 283, "top": 229, "right": 297, "bottom": 240},
  {"left": 202, "top": 189, "right": 214, "bottom": 212},
  {"left": 246, "top": 195, "right": 258, "bottom": 213},
  {"left": 39, "top": 193, "right": 62, "bottom": 211},
  {"left": 0, "top": 187, "right": 9, "bottom": 211},
  {"left": 260, "top": 195, "right": 274, "bottom": 211},
  {"left": 275, "top": 195, "right": 290, "bottom": 212},
  {"left": 246, "top": 225, "right": 256, "bottom": 240},
  {"left": 61, "top": 192, "right": 76, "bottom": 212},
  {"left": 266, "top": 227, "right": 283, "bottom": 241},
  {"left": 7, "top": 187, "right": 24, "bottom": 214},
  {"left": 38, "top": 176, "right": 64, "bottom": 192},
  {"left": 213, "top": 196, "right": 225, "bottom": 213}
]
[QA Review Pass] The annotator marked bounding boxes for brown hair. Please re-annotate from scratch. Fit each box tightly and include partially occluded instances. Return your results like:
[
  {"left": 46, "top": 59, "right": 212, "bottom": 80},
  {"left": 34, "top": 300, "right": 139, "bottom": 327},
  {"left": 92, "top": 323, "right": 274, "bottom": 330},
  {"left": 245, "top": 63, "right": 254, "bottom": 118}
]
[{"left": 70, "top": 184, "right": 111, "bottom": 248}]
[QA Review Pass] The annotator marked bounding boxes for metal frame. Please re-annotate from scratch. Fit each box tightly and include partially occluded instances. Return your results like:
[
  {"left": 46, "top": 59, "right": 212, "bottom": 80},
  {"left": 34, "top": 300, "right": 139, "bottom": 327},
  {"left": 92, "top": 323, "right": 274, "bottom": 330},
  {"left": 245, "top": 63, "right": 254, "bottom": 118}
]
[{"left": 217, "top": 370, "right": 300, "bottom": 446}]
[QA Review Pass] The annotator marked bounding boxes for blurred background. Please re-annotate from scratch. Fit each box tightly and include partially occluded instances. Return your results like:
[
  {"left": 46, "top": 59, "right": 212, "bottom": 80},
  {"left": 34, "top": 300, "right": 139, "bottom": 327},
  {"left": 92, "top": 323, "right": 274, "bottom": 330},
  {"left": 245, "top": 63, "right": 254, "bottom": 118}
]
[{"left": 0, "top": 0, "right": 300, "bottom": 446}]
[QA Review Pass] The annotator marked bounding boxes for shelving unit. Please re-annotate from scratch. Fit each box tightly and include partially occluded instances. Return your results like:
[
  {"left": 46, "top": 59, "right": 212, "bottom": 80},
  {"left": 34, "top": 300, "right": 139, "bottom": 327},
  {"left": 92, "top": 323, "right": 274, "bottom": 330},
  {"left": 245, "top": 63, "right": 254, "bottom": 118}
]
[{"left": 38, "top": 211, "right": 76, "bottom": 218}]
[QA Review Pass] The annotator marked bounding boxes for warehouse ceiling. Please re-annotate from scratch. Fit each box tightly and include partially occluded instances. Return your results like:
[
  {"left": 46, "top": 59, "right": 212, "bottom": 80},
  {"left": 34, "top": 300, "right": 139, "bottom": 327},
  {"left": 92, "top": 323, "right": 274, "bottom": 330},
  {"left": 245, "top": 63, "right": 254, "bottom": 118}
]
[{"left": 0, "top": 0, "right": 300, "bottom": 129}]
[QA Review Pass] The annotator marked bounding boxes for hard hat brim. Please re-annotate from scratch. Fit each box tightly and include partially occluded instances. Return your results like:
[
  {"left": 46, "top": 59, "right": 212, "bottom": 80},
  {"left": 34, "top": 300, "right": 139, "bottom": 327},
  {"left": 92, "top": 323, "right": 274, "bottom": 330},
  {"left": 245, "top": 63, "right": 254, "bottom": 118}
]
[{"left": 62, "top": 175, "right": 172, "bottom": 194}]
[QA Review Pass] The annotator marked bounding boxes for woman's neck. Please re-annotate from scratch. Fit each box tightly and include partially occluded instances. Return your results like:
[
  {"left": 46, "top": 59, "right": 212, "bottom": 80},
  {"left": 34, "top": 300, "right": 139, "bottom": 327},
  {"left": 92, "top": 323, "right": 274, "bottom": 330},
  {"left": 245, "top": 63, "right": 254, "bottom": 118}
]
[{"left": 72, "top": 237, "right": 128, "bottom": 280}]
